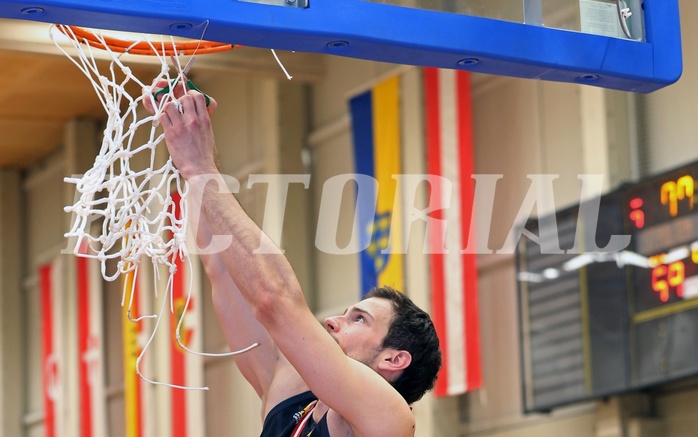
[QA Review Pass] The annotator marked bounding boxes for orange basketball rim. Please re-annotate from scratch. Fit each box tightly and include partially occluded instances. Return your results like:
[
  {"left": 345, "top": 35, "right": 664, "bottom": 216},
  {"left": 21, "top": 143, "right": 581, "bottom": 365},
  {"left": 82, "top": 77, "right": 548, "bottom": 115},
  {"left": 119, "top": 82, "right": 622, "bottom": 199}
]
[{"left": 58, "top": 24, "right": 234, "bottom": 56}]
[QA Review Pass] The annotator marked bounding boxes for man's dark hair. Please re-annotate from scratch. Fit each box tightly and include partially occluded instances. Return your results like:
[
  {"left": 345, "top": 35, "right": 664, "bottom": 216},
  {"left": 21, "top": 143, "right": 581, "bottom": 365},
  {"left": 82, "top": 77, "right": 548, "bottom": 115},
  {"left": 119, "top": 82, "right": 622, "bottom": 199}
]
[{"left": 364, "top": 286, "right": 442, "bottom": 404}]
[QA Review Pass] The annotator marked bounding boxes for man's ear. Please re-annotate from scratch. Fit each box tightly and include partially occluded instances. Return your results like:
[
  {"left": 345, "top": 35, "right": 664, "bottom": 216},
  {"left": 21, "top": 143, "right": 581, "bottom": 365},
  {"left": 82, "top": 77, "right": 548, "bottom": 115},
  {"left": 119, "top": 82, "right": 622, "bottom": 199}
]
[{"left": 378, "top": 349, "right": 412, "bottom": 373}]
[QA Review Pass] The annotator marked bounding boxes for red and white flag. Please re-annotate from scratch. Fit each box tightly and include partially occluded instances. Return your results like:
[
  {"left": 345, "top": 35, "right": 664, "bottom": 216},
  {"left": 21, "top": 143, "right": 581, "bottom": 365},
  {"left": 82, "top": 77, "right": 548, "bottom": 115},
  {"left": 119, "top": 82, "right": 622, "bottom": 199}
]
[
  {"left": 77, "top": 247, "right": 108, "bottom": 437},
  {"left": 40, "top": 256, "right": 65, "bottom": 437},
  {"left": 170, "top": 250, "right": 205, "bottom": 436},
  {"left": 424, "top": 68, "right": 482, "bottom": 396},
  {"left": 170, "top": 192, "right": 205, "bottom": 437},
  {"left": 122, "top": 260, "right": 154, "bottom": 437}
]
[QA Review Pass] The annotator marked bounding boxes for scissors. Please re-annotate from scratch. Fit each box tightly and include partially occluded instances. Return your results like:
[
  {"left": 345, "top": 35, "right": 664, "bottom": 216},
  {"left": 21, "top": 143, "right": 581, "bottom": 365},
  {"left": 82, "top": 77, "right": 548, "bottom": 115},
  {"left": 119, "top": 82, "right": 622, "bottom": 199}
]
[{"left": 153, "top": 56, "right": 211, "bottom": 106}]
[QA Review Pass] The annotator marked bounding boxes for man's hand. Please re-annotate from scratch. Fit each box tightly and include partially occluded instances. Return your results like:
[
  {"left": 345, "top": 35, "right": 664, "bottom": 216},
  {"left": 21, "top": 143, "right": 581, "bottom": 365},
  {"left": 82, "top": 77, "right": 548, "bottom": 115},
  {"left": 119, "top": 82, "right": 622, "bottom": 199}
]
[
  {"left": 142, "top": 77, "right": 218, "bottom": 115},
  {"left": 158, "top": 91, "right": 220, "bottom": 180}
]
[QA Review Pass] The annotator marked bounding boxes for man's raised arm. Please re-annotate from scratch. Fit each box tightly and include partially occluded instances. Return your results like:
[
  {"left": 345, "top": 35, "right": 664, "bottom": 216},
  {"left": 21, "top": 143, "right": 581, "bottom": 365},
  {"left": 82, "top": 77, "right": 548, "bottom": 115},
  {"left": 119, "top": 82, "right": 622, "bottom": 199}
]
[
  {"left": 161, "top": 91, "right": 415, "bottom": 436},
  {"left": 194, "top": 210, "right": 278, "bottom": 399}
]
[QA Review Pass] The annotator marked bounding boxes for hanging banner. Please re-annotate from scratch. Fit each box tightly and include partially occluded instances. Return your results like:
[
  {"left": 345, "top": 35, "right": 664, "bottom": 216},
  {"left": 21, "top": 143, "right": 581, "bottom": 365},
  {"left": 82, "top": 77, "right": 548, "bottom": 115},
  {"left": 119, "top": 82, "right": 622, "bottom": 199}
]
[
  {"left": 40, "top": 256, "right": 65, "bottom": 437},
  {"left": 350, "top": 76, "right": 405, "bottom": 296},
  {"left": 424, "top": 68, "right": 482, "bottom": 396}
]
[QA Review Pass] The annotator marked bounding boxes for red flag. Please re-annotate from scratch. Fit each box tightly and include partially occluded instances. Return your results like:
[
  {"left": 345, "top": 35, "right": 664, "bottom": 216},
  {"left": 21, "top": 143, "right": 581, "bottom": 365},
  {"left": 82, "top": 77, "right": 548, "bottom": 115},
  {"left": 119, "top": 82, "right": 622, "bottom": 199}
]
[
  {"left": 170, "top": 192, "right": 204, "bottom": 436},
  {"left": 77, "top": 246, "right": 108, "bottom": 437},
  {"left": 40, "top": 257, "right": 64, "bottom": 437},
  {"left": 425, "top": 68, "right": 482, "bottom": 396}
]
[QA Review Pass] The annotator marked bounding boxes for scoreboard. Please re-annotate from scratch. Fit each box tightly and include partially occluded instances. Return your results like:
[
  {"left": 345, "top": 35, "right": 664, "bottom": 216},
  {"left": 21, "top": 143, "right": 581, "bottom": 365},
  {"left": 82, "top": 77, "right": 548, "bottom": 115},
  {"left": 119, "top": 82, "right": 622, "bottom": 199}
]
[{"left": 517, "top": 160, "right": 698, "bottom": 413}]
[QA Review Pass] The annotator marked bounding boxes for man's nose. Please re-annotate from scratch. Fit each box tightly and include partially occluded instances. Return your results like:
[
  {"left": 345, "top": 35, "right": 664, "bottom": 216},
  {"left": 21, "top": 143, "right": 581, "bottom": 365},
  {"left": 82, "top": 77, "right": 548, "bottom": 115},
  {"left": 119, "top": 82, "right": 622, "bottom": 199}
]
[{"left": 324, "top": 316, "right": 339, "bottom": 332}]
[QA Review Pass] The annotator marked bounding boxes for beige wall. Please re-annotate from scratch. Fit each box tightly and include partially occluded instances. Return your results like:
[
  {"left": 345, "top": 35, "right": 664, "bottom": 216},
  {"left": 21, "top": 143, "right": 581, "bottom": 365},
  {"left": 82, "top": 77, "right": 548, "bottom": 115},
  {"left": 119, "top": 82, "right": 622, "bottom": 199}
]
[{"left": 0, "top": 169, "right": 23, "bottom": 437}]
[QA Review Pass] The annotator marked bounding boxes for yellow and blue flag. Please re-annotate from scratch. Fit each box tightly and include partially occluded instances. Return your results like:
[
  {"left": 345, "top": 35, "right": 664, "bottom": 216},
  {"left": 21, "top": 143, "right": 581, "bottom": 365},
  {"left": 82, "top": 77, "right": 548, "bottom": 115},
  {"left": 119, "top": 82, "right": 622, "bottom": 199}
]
[{"left": 350, "top": 76, "right": 404, "bottom": 297}]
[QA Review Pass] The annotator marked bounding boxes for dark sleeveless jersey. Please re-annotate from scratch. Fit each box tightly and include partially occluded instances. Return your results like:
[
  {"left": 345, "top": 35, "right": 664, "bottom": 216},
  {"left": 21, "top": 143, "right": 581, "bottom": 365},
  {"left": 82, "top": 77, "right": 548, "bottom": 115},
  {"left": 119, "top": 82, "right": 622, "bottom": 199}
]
[{"left": 260, "top": 391, "right": 331, "bottom": 437}]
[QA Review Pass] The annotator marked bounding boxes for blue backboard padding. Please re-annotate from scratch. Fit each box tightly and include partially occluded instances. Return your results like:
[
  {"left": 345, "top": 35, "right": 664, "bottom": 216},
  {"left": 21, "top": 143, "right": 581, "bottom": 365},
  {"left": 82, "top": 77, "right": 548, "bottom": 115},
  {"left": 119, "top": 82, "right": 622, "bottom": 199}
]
[{"left": 0, "top": 0, "right": 682, "bottom": 92}]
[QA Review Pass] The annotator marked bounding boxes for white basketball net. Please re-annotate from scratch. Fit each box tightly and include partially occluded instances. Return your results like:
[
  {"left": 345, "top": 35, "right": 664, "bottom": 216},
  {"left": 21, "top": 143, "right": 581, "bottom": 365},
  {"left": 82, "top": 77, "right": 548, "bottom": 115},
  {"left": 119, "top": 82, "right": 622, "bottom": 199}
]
[
  {"left": 52, "top": 24, "right": 256, "bottom": 390},
  {"left": 54, "top": 24, "right": 188, "bottom": 280}
]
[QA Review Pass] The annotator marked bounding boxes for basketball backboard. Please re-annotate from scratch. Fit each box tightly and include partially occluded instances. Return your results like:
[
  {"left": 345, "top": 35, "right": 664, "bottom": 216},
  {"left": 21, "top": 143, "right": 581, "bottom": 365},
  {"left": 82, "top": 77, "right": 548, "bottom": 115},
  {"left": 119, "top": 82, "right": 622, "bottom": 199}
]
[{"left": 0, "top": 0, "right": 682, "bottom": 92}]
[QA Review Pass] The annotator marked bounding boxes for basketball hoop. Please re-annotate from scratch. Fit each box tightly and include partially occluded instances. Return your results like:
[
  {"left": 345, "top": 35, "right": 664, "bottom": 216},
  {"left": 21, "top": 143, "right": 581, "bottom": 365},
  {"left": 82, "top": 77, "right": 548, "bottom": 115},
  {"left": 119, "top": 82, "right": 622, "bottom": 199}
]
[
  {"left": 54, "top": 22, "right": 256, "bottom": 391},
  {"left": 59, "top": 25, "right": 235, "bottom": 55}
]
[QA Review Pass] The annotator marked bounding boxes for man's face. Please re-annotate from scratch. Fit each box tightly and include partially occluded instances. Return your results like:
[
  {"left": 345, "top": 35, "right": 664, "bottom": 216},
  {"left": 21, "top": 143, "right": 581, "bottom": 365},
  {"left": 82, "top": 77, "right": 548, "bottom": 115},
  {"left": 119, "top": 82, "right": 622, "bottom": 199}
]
[{"left": 323, "top": 297, "right": 395, "bottom": 369}]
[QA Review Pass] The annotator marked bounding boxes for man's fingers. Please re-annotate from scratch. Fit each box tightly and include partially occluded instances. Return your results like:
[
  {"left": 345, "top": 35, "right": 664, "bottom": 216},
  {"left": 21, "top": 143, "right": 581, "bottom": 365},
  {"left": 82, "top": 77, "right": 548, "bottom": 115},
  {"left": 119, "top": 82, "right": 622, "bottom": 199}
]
[
  {"left": 179, "top": 94, "right": 196, "bottom": 115},
  {"left": 152, "top": 78, "right": 170, "bottom": 88},
  {"left": 171, "top": 78, "right": 192, "bottom": 100},
  {"left": 206, "top": 96, "right": 218, "bottom": 115},
  {"left": 150, "top": 78, "right": 172, "bottom": 98},
  {"left": 148, "top": 77, "right": 215, "bottom": 114},
  {"left": 190, "top": 90, "right": 208, "bottom": 116},
  {"left": 163, "top": 100, "right": 184, "bottom": 122},
  {"left": 159, "top": 111, "right": 173, "bottom": 128},
  {"left": 159, "top": 92, "right": 213, "bottom": 127},
  {"left": 142, "top": 91, "right": 155, "bottom": 114},
  {"left": 143, "top": 81, "right": 168, "bottom": 114}
]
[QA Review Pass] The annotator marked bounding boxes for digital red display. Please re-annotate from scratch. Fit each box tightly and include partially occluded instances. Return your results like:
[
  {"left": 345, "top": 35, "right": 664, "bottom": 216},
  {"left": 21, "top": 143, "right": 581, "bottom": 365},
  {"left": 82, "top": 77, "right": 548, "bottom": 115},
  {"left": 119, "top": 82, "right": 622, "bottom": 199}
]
[
  {"left": 517, "top": 160, "right": 698, "bottom": 413},
  {"left": 626, "top": 166, "right": 698, "bottom": 311}
]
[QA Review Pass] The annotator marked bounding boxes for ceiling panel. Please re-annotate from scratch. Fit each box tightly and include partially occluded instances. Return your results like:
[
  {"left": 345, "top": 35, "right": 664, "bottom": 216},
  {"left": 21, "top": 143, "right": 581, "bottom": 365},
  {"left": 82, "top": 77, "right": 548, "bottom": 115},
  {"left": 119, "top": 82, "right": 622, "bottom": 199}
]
[{"left": 0, "top": 19, "right": 324, "bottom": 169}]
